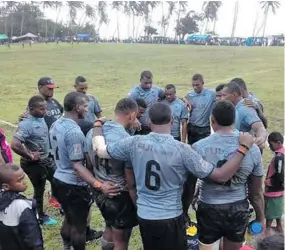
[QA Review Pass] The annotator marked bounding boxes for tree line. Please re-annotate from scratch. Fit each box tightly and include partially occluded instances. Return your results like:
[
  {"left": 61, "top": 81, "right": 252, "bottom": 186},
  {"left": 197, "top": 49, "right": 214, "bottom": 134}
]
[{"left": 0, "top": 1, "right": 281, "bottom": 39}]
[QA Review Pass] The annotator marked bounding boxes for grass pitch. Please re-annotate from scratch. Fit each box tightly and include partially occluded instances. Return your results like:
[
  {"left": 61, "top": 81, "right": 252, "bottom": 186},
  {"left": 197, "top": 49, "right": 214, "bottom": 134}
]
[{"left": 0, "top": 43, "right": 283, "bottom": 249}]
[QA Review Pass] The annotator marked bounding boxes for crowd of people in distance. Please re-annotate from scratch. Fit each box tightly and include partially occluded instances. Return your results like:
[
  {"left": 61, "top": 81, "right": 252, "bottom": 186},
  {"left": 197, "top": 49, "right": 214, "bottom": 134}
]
[{"left": 0, "top": 71, "right": 284, "bottom": 250}]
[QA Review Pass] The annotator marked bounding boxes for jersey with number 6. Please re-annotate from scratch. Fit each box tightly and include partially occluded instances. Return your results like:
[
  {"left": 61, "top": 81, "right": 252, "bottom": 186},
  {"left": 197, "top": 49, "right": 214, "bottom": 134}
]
[
  {"left": 49, "top": 117, "right": 87, "bottom": 186},
  {"left": 107, "top": 133, "right": 214, "bottom": 220},
  {"left": 86, "top": 121, "right": 130, "bottom": 189}
]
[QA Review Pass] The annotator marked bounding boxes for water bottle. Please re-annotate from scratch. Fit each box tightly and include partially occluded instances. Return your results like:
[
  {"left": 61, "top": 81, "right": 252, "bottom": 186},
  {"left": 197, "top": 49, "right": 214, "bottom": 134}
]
[
  {"left": 186, "top": 223, "right": 199, "bottom": 250},
  {"left": 245, "top": 221, "right": 263, "bottom": 242}
]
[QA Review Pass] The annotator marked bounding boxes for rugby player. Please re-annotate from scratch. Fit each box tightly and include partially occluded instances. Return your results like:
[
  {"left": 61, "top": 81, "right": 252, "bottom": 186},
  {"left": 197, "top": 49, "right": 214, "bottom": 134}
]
[
  {"left": 19, "top": 77, "right": 63, "bottom": 209},
  {"left": 192, "top": 100, "right": 264, "bottom": 250},
  {"left": 231, "top": 78, "right": 267, "bottom": 128},
  {"left": 86, "top": 98, "right": 138, "bottom": 250},
  {"left": 11, "top": 95, "right": 57, "bottom": 226},
  {"left": 162, "top": 84, "right": 188, "bottom": 142},
  {"left": 74, "top": 76, "right": 102, "bottom": 123},
  {"left": 128, "top": 70, "right": 161, "bottom": 135},
  {"left": 185, "top": 74, "right": 216, "bottom": 145},
  {"left": 222, "top": 81, "right": 267, "bottom": 149},
  {"left": 92, "top": 102, "right": 254, "bottom": 250},
  {"left": 50, "top": 92, "right": 120, "bottom": 250},
  {"left": 215, "top": 84, "right": 226, "bottom": 101}
]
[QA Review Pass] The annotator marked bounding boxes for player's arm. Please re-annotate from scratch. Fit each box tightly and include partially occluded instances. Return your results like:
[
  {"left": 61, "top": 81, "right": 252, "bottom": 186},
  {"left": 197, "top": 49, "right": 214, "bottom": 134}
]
[
  {"left": 247, "top": 146, "right": 264, "bottom": 224},
  {"left": 188, "top": 133, "right": 254, "bottom": 182},
  {"left": 125, "top": 165, "right": 137, "bottom": 206},
  {"left": 256, "top": 108, "right": 268, "bottom": 129},
  {"left": 11, "top": 124, "right": 34, "bottom": 160},
  {"left": 182, "top": 173, "right": 197, "bottom": 215},
  {"left": 67, "top": 132, "right": 120, "bottom": 196},
  {"left": 248, "top": 176, "right": 264, "bottom": 224},
  {"left": 181, "top": 105, "right": 188, "bottom": 143},
  {"left": 93, "top": 98, "right": 103, "bottom": 118},
  {"left": 92, "top": 122, "right": 133, "bottom": 162},
  {"left": 251, "top": 122, "right": 267, "bottom": 148}
]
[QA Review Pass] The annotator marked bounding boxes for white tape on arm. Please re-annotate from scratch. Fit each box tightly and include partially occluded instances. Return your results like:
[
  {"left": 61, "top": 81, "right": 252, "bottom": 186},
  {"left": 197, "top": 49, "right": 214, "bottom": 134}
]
[{"left": 92, "top": 136, "right": 111, "bottom": 159}]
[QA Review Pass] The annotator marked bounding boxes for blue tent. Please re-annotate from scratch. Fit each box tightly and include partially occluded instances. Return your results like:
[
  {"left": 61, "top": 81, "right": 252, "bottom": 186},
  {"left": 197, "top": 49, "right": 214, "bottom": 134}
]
[
  {"left": 76, "top": 34, "right": 91, "bottom": 40},
  {"left": 187, "top": 34, "right": 211, "bottom": 42}
]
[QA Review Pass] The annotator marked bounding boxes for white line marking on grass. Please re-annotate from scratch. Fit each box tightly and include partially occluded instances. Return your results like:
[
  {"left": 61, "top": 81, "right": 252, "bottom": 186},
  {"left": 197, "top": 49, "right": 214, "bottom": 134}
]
[{"left": 0, "top": 119, "right": 17, "bottom": 128}]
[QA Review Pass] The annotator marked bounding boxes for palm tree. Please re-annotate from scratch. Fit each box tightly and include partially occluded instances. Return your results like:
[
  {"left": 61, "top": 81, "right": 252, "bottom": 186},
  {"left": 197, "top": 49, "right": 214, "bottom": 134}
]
[
  {"left": 6, "top": 1, "right": 18, "bottom": 37},
  {"left": 260, "top": 1, "right": 280, "bottom": 37},
  {"left": 52, "top": 1, "right": 63, "bottom": 37},
  {"left": 231, "top": 1, "right": 239, "bottom": 37},
  {"left": 76, "top": 4, "right": 95, "bottom": 36},
  {"left": 201, "top": 1, "right": 221, "bottom": 33},
  {"left": 42, "top": 1, "right": 53, "bottom": 38},
  {"left": 140, "top": 1, "right": 159, "bottom": 36},
  {"left": 97, "top": 2, "right": 109, "bottom": 29},
  {"left": 66, "top": 1, "right": 84, "bottom": 36},
  {"left": 175, "top": 1, "right": 188, "bottom": 40},
  {"left": 112, "top": 1, "right": 123, "bottom": 39},
  {"left": 128, "top": 1, "right": 142, "bottom": 39}
]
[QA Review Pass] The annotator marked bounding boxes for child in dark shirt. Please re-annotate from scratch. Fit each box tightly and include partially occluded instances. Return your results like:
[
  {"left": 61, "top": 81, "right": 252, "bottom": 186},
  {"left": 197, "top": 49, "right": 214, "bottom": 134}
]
[{"left": 0, "top": 163, "right": 44, "bottom": 250}]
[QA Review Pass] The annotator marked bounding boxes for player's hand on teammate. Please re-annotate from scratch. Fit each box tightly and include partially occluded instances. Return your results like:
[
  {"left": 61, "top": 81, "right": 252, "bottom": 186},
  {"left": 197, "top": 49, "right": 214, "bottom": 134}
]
[
  {"left": 181, "top": 97, "right": 191, "bottom": 111},
  {"left": 94, "top": 117, "right": 110, "bottom": 126},
  {"left": 132, "top": 118, "right": 141, "bottom": 132},
  {"left": 29, "top": 151, "right": 42, "bottom": 161},
  {"left": 100, "top": 181, "right": 121, "bottom": 198},
  {"left": 254, "top": 137, "right": 266, "bottom": 149},
  {"left": 243, "top": 99, "right": 257, "bottom": 109},
  {"left": 239, "top": 132, "right": 254, "bottom": 149}
]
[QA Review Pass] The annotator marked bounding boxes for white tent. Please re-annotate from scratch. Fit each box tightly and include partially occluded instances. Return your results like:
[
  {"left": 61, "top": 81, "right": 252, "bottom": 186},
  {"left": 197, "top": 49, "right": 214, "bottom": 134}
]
[{"left": 12, "top": 33, "right": 38, "bottom": 41}]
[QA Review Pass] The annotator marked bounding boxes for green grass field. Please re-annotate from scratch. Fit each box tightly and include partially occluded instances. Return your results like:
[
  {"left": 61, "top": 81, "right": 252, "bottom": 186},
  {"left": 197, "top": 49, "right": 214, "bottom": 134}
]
[{"left": 0, "top": 43, "right": 284, "bottom": 249}]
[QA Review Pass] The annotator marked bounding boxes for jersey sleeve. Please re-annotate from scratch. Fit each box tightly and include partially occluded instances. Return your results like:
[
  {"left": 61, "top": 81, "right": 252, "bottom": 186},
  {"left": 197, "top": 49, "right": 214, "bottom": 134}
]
[
  {"left": 106, "top": 136, "right": 134, "bottom": 162},
  {"left": 251, "top": 146, "right": 264, "bottom": 177},
  {"left": 13, "top": 122, "right": 30, "bottom": 143},
  {"left": 93, "top": 98, "right": 102, "bottom": 113},
  {"left": 127, "top": 88, "right": 137, "bottom": 99},
  {"left": 243, "top": 107, "right": 261, "bottom": 127},
  {"left": 65, "top": 130, "right": 86, "bottom": 161},
  {"left": 181, "top": 104, "right": 188, "bottom": 120},
  {"left": 181, "top": 144, "right": 214, "bottom": 179}
]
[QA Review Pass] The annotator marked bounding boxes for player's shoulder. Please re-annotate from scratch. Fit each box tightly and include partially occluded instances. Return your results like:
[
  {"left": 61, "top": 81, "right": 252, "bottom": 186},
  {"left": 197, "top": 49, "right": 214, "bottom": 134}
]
[
  {"left": 174, "top": 98, "right": 185, "bottom": 106},
  {"left": 192, "top": 135, "right": 212, "bottom": 150},
  {"left": 248, "top": 144, "right": 261, "bottom": 159},
  {"left": 128, "top": 85, "right": 140, "bottom": 96}
]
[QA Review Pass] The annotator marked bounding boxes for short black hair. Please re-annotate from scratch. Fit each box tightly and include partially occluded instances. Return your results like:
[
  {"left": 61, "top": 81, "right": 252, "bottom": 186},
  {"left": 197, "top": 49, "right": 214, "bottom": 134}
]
[
  {"left": 114, "top": 98, "right": 138, "bottom": 115},
  {"left": 215, "top": 84, "right": 226, "bottom": 92},
  {"left": 158, "top": 89, "right": 166, "bottom": 100},
  {"left": 28, "top": 95, "right": 46, "bottom": 109},
  {"left": 0, "top": 164, "right": 20, "bottom": 186},
  {"left": 225, "top": 81, "right": 242, "bottom": 96},
  {"left": 231, "top": 77, "right": 247, "bottom": 91},
  {"left": 149, "top": 102, "right": 171, "bottom": 125},
  {"left": 140, "top": 70, "right": 153, "bottom": 80},
  {"left": 135, "top": 98, "right": 147, "bottom": 109},
  {"left": 165, "top": 84, "right": 176, "bottom": 92},
  {"left": 63, "top": 92, "right": 87, "bottom": 112},
  {"left": 75, "top": 76, "right": 87, "bottom": 85},
  {"left": 257, "top": 234, "right": 284, "bottom": 250},
  {"left": 192, "top": 74, "right": 204, "bottom": 82},
  {"left": 212, "top": 100, "right": 235, "bottom": 126},
  {"left": 268, "top": 132, "right": 284, "bottom": 144}
]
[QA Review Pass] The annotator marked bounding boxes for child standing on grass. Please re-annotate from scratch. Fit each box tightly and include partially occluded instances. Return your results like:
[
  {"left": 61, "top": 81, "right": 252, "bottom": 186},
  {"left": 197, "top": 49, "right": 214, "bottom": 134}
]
[
  {"left": 0, "top": 163, "right": 44, "bottom": 250},
  {"left": 264, "top": 132, "right": 284, "bottom": 235}
]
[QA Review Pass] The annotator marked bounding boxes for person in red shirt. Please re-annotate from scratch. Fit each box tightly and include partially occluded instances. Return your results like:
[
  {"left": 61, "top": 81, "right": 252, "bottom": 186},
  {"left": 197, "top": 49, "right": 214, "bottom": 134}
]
[{"left": 265, "top": 132, "right": 284, "bottom": 235}]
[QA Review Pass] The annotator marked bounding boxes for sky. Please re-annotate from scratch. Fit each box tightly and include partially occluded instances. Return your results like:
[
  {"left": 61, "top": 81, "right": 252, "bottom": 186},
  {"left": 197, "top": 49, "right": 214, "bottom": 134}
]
[{"left": 42, "top": 0, "right": 284, "bottom": 39}]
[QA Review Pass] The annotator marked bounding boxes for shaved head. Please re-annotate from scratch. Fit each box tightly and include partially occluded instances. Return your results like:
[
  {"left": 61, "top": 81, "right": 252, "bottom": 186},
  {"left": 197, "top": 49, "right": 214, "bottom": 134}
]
[{"left": 0, "top": 164, "right": 20, "bottom": 185}]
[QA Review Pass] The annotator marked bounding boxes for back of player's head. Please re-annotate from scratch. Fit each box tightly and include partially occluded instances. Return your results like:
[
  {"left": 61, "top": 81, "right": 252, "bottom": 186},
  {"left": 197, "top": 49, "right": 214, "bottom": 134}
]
[
  {"left": 225, "top": 81, "right": 242, "bottom": 96},
  {"left": 135, "top": 98, "right": 147, "bottom": 109},
  {"left": 63, "top": 91, "right": 87, "bottom": 112},
  {"left": 0, "top": 164, "right": 20, "bottom": 186},
  {"left": 231, "top": 77, "right": 247, "bottom": 91},
  {"left": 140, "top": 70, "right": 153, "bottom": 80},
  {"left": 165, "top": 84, "right": 176, "bottom": 92},
  {"left": 257, "top": 234, "right": 284, "bottom": 250},
  {"left": 28, "top": 95, "right": 46, "bottom": 109},
  {"left": 149, "top": 102, "right": 171, "bottom": 125},
  {"left": 215, "top": 84, "right": 226, "bottom": 92},
  {"left": 268, "top": 132, "right": 284, "bottom": 144},
  {"left": 212, "top": 100, "right": 235, "bottom": 126},
  {"left": 114, "top": 98, "right": 138, "bottom": 115},
  {"left": 75, "top": 76, "right": 86, "bottom": 85},
  {"left": 192, "top": 73, "right": 204, "bottom": 83}
]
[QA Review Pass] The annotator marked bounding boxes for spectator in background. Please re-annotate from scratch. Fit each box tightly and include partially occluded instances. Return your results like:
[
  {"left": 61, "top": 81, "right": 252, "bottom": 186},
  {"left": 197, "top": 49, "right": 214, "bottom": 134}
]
[
  {"left": 0, "top": 128, "right": 13, "bottom": 164},
  {"left": 265, "top": 132, "right": 284, "bottom": 235}
]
